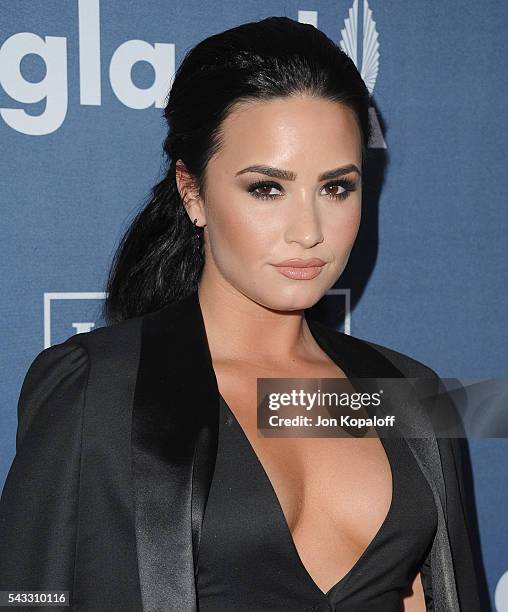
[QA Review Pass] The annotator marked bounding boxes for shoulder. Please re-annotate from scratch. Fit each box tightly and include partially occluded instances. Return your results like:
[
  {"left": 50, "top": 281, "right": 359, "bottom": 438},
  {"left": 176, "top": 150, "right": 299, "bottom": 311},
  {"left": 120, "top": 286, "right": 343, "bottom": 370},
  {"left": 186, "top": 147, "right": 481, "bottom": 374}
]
[
  {"left": 17, "top": 314, "right": 144, "bottom": 448},
  {"left": 359, "top": 336, "right": 439, "bottom": 379},
  {"left": 310, "top": 319, "right": 440, "bottom": 380},
  {"left": 21, "top": 312, "right": 144, "bottom": 388},
  {"left": 26, "top": 312, "right": 144, "bottom": 372},
  {"left": 340, "top": 331, "right": 469, "bottom": 474},
  {"left": 28, "top": 312, "right": 145, "bottom": 387},
  {"left": 62, "top": 312, "right": 144, "bottom": 361}
]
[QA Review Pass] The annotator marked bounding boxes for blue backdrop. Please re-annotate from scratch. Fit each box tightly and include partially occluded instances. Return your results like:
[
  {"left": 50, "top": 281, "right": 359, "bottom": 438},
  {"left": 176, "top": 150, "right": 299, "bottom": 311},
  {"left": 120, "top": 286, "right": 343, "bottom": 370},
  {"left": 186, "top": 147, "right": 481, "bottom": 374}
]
[{"left": 1, "top": 1, "right": 507, "bottom": 609}]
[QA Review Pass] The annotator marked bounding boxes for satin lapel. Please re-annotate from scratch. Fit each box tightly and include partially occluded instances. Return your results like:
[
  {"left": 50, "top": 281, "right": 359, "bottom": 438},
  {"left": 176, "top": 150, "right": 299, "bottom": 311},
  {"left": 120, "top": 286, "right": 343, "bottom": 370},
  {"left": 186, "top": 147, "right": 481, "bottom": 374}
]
[
  {"left": 131, "top": 291, "right": 219, "bottom": 612},
  {"left": 306, "top": 317, "right": 460, "bottom": 611}
]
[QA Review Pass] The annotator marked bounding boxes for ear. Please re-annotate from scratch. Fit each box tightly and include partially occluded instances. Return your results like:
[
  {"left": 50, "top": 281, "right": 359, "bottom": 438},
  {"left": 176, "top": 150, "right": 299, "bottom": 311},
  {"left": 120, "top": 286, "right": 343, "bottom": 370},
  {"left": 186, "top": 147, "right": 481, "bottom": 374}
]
[{"left": 175, "top": 159, "right": 206, "bottom": 227}]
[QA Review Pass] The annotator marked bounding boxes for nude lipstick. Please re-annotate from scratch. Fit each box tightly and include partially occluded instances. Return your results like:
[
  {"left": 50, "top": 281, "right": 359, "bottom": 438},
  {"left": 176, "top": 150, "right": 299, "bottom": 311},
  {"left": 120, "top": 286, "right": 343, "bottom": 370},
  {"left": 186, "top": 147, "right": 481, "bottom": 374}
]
[{"left": 272, "top": 258, "right": 326, "bottom": 280}]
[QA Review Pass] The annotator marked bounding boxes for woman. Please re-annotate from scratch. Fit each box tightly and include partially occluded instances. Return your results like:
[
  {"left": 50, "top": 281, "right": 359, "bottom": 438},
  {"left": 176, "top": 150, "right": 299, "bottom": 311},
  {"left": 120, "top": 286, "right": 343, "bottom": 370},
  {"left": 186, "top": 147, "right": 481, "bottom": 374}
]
[{"left": 0, "top": 16, "right": 483, "bottom": 612}]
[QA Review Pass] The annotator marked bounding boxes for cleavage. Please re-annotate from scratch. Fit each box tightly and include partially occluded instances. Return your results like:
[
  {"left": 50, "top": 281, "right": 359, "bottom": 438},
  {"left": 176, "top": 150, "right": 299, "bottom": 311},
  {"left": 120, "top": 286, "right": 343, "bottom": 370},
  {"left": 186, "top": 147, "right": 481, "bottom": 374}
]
[{"left": 221, "top": 394, "right": 394, "bottom": 596}]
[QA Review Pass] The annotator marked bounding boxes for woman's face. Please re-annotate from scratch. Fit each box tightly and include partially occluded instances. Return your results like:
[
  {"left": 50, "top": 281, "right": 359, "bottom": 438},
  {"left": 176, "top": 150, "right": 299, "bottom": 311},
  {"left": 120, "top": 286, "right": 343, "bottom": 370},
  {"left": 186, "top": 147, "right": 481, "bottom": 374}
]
[{"left": 196, "top": 95, "right": 363, "bottom": 311}]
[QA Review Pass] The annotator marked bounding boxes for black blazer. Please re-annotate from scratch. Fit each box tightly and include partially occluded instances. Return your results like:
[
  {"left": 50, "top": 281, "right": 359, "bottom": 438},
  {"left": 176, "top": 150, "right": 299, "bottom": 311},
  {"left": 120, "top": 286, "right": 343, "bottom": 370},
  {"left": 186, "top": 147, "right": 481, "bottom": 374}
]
[{"left": 0, "top": 290, "right": 485, "bottom": 611}]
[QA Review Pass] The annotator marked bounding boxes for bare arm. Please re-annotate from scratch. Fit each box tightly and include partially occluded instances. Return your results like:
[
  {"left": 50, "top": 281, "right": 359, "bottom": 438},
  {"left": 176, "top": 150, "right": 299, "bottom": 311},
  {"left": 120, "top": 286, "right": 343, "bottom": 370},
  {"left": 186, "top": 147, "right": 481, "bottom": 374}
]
[{"left": 401, "top": 572, "right": 427, "bottom": 612}]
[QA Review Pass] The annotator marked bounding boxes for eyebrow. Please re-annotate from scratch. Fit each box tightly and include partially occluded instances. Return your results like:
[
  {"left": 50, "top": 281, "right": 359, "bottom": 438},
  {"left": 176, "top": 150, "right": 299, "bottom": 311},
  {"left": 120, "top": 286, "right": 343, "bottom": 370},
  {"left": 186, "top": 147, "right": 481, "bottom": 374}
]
[{"left": 235, "top": 163, "right": 361, "bottom": 181}]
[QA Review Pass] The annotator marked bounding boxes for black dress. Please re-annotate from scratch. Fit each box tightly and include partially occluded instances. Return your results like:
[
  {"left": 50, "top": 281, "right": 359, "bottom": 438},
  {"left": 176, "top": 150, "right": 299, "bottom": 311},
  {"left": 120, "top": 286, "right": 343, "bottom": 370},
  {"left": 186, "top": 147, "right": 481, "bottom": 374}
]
[{"left": 196, "top": 392, "right": 438, "bottom": 612}]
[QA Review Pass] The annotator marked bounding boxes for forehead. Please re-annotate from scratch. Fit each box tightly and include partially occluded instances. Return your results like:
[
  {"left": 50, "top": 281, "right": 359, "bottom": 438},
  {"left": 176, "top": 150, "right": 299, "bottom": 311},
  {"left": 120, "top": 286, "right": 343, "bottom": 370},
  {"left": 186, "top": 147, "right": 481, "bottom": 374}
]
[{"left": 213, "top": 95, "right": 362, "bottom": 167}]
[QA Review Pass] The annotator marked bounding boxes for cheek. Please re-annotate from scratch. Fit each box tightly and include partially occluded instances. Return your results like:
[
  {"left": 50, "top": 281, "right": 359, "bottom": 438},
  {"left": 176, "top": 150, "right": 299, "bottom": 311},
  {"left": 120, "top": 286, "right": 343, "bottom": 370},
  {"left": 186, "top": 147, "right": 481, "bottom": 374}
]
[
  {"left": 207, "top": 202, "right": 274, "bottom": 265},
  {"left": 325, "top": 201, "right": 361, "bottom": 254},
  {"left": 343, "top": 203, "right": 361, "bottom": 235}
]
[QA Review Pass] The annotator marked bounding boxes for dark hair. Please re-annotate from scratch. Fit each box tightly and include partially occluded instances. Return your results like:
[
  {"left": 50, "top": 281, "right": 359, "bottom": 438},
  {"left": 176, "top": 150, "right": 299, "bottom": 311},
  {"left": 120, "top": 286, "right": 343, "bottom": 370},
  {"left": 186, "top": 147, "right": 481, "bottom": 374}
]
[{"left": 102, "top": 16, "right": 371, "bottom": 325}]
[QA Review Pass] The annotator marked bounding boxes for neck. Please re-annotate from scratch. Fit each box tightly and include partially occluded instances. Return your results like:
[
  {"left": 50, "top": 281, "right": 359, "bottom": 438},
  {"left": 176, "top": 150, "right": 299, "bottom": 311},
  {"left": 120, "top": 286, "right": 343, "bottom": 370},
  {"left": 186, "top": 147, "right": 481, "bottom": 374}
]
[{"left": 197, "top": 278, "right": 319, "bottom": 368}]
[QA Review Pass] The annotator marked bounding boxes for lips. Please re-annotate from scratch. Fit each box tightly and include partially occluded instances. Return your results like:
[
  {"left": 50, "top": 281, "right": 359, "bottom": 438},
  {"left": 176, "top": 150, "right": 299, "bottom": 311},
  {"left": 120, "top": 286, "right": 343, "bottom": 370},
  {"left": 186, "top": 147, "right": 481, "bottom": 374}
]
[
  {"left": 272, "top": 257, "right": 327, "bottom": 280},
  {"left": 273, "top": 258, "right": 326, "bottom": 268}
]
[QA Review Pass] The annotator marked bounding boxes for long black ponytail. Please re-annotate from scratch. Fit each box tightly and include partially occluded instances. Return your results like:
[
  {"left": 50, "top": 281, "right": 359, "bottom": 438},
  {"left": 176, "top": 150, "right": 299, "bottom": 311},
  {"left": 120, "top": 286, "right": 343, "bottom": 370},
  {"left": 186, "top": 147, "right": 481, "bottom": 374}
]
[{"left": 102, "top": 16, "right": 371, "bottom": 325}]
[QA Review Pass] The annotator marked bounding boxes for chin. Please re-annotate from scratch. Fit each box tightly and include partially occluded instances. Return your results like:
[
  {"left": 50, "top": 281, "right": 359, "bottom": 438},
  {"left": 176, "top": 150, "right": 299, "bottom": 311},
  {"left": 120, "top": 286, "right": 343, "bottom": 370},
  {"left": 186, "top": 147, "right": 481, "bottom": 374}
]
[{"left": 259, "top": 287, "right": 324, "bottom": 313}]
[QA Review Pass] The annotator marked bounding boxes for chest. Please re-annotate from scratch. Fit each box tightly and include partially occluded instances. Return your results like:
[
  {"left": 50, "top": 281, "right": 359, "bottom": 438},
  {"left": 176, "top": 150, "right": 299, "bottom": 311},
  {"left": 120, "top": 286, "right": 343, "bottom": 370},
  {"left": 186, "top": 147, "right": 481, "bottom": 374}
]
[{"left": 214, "top": 363, "right": 393, "bottom": 554}]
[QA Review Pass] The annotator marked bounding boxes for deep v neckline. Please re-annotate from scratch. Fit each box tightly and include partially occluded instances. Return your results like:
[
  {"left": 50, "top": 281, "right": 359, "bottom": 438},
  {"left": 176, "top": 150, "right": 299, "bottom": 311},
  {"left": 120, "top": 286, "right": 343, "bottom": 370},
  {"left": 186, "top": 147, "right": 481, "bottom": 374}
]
[
  {"left": 213, "top": 316, "right": 398, "bottom": 601},
  {"left": 217, "top": 392, "right": 396, "bottom": 601}
]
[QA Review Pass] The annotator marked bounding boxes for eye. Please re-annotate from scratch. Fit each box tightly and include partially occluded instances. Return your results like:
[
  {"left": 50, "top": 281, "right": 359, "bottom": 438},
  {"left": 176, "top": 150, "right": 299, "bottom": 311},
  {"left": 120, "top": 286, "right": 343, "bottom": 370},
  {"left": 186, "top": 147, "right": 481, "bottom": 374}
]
[
  {"left": 247, "top": 179, "right": 358, "bottom": 201},
  {"left": 320, "top": 179, "right": 357, "bottom": 201},
  {"left": 247, "top": 180, "right": 283, "bottom": 200}
]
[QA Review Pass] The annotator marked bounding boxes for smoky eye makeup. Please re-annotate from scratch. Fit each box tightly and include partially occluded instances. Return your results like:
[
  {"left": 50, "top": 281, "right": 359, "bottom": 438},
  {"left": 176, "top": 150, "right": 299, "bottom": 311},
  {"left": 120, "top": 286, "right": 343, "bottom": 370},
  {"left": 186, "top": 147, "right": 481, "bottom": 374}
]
[{"left": 246, "top": 178, "right": 359, "bottom": 201}]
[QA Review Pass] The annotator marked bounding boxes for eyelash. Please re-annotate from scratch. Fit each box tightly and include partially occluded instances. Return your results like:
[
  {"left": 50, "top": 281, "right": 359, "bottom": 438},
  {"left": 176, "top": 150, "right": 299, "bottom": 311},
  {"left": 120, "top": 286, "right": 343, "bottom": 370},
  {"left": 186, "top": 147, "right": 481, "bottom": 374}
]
[{"left": 247, "top": 179, "right": 358, "bottom": 201}]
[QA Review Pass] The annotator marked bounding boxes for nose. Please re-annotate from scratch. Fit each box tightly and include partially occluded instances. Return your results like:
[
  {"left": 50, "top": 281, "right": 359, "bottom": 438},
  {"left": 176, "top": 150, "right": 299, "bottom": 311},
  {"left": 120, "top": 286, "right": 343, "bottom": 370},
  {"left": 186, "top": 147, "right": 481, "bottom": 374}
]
[{"left": 284, "top": 197, "right": 324, "bottom": 249}]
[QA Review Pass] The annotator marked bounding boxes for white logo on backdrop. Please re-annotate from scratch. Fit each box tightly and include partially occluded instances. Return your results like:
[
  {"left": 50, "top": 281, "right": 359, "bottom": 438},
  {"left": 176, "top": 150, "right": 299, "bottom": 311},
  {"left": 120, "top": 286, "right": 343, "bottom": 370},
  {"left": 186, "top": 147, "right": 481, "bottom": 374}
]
[
  {"left": 340, "top": 0, "right": 385, "bottom": 149},
  {"left": 44, "top": 291, "right": 106, "bottom": 348},
  {"left": 340, "top": 0, "right": 379, "bottom": 95},
  {"left": 0, "top": 0, "right": 174, "bottom": 135},
  {"left": 299, "top": 2, "right": 385, "bottom": 149}
]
